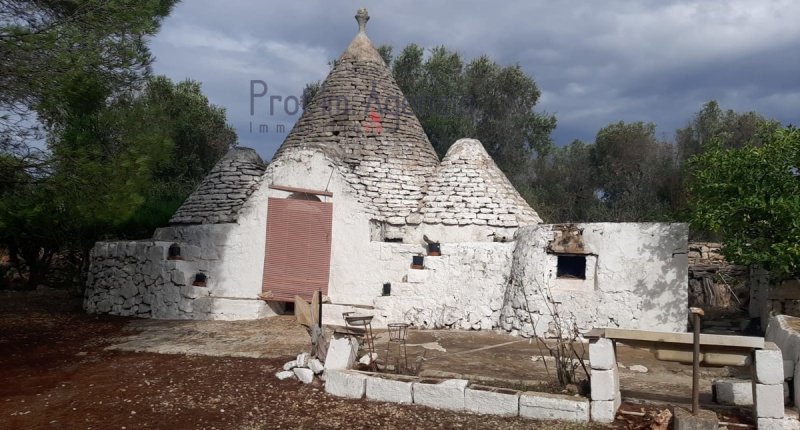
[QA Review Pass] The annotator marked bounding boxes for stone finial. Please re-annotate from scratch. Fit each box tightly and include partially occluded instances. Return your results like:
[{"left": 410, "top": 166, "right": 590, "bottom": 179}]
[{"left": 356, "top": 8, "right": 369, "bottom": 33}]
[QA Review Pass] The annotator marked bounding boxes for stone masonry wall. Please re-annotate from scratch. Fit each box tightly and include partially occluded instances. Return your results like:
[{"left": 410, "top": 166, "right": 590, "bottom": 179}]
[
  {"left": 372, "top": 242, "right": 514, "bottom": 330},
  {"left": 84, "top": 240, "right": 213, "bottom": 319},
  {"left": 501, "top": 223, "right": 688, "bottom": 337},
  {"left": 688, "top": 241, "right": 748, "bottom": 310}
]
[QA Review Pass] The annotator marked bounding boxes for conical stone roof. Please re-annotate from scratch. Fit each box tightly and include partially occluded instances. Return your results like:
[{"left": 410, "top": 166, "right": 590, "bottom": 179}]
[
  {"left": 273, "top": 9, "right": 439, "bottom": 221},
  {"left": 418, "top": 139, "right": 542, "bottom": 227},
  {"left": 170, "top": 147, "right": 266, "bottom": 225}
]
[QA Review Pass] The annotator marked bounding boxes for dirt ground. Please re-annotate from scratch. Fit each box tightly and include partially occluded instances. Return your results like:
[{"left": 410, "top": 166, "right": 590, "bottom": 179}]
[{"left": 0, "top": 288, "right": 753, "bottom": 429}]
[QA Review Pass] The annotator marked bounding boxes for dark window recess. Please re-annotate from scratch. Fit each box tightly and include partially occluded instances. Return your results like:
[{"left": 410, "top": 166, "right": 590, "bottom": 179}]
[
  {"left": 557, "top": 255, "right": 586, "bottom": 280},
  {"left": 383, "top": 237, "right": 403, "bottom": 243}
]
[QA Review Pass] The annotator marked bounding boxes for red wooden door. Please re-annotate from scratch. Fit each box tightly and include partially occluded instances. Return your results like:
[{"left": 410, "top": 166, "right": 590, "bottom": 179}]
[{"left": 262, "top": 198, "right": 333, "bottom": 301}]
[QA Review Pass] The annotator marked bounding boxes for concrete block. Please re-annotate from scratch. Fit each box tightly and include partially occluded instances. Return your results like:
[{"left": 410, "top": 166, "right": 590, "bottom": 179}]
[
  {"left": 293, "top": 368, "right": 314, "bottom": 384},
  {"left": 756, "top": 343, "right": 785, "bottom": 384},
  {"left": 713, "top": 379, "right": 753, "bottom": 406},
  {"left": 756, "top": 383, "right": 786, "bottom": 419},
  {"left": 673, "top": 407, "right": 718, "bottom": 430},
  {"left": 325, "top": 335, "right": 358, "bottom": 370},
  {"left": 589, "top": 338, "right": 616, "bottom": 370},
  {"left": 590, "top": 367, "right": 619, "bottom": 401},
  {"left": 325, "top": 370, "right": 366, "bottom": 399},
  {"left": 465, "top": 386, "right": 520, "bottom": 417},
  {"left": 519, "top": 391, "right": 589, "bottom": 422},
  {"left": 366, "top": 375, "right": 414, "bottom": 404},
  {"left": 591, "top": 397, "right": 620, "bottom": 423},
  {"left": 412, "top": 378, "right": 468, "bottom": 411}
]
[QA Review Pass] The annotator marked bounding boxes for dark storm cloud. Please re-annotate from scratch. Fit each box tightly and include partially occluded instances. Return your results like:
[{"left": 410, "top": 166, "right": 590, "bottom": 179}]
[{"left": 149, "top": 0, "right": 800, "bottom": 158}]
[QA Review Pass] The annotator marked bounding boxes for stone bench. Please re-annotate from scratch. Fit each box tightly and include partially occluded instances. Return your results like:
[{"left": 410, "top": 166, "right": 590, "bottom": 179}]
[{"left": 586, "top": 327, "right": 781, "bottom": 427}]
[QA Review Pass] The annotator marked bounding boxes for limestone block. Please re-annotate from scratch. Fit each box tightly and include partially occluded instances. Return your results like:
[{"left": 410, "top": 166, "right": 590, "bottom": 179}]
[
  {"left": 325, "top": 335, "right": 358, "bottom": 370},
  {"left": 590, "top": 368, "right": 619, "bottom": 401},
  {"left": 119, "top": 283, "right": 138, "bottom": 299},
  {"left": 97, "top": 299, "right": 111, "bottom": 313},
  {"left": 309, "top": 359, "right": 324, "bottom": 375},
  {"left": 465, "top": 386, "right": 520, "bottom": 417},
  {"left": 296, "top": 352, "right": 310, "bottom": 368},
  {"left": 412, "top": 379, "right": 468, "bottom": 411},
  {"left": 591, "top": 397, "right": 620, "bottom": 423},
  {"left": 755, "top": 343, "right": 785, "bottom": 384},
  {"left": 180, "top": 285, "right": 208, "bottom": 299},
  {"left": 519, "top": 391, "right": 589, "bottom": 422},
  {"left": 713, "top": 378, "right": 753, "bottom": 406},
  {"left": 275, "top": 371, "right": 295, "bottom": 381},
  {"left": 589, "top": 338, "right": 616, "bottom": 370},
  {"left": 293, "top": 368, "right": 314, "bottom": 384},
  {"left": 324, "top": 370, "right": 366, "bottom": 399},
  {"left": 282, "top": 360, "right": 297, "bottom": 371},
  {"left": 366, "top": 376, "right": 414, "bottom": 404},
  {"left": 170, "top": 270, "right": 186, "bottom": 286},
  {"left": 756, "top": 383, "right": 785, "bottom": 419},
  {"left": 178, "top": 299, "right": 192, "bottom": 313}
]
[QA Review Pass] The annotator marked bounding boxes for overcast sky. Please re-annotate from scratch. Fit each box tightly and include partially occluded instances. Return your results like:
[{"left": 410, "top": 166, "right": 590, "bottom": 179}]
[{"left": 149, "top": 0, "right": 800, "bottom": 159}]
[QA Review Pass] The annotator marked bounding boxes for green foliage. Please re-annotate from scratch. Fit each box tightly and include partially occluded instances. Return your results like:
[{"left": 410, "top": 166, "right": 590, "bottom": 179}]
[{"left": 688, "top": 126, "right": 800, "bottom": 277}]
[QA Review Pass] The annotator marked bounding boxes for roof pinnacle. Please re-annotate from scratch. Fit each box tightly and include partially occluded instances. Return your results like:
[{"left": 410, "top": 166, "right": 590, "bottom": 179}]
[{"left": 356, "top": 8, "right": 369, "bottom": 33}]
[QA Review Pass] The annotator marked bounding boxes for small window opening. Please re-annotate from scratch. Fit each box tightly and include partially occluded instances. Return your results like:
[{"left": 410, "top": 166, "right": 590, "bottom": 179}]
[
  {"left": 557, "top": 255, "right": 586, "bottom": 279},
  {"left": 383, "top": 238, "right": 402, "bottom": 243}
]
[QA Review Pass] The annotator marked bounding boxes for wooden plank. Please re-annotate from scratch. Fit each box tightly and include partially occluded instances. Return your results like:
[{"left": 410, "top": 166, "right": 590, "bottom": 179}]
[{"left": 269, "top": 184, "right": 333, "bottom": 197}]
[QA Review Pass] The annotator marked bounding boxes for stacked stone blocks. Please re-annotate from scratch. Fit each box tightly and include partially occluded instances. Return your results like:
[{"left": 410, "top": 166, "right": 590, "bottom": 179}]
[{"left": 589, "top": 338, "right": 621, "bottom": 423}]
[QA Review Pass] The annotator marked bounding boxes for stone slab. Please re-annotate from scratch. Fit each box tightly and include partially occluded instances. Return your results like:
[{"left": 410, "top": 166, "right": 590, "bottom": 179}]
[
  {"left": 757, "top": 417, "right": 789, "bottom": 430},
  {"left": 325, "top": 335, "right": 358, "bottom": 370},
  {"left": 464, "top": 386, "right": 520, "bottom": 417},
  {"left": 366, "top": 375, "right": 414, "bottom": 404},
  {"left": 412, "top": 379, "right": 468, "bottom": 411},
  {"left": 519, "top": 391, "right": 589, "bottom": 422},
  {"left": 598, "top": 328, "right": 764, "bottom": 349},
  {"left": 324, "top": 370, "right": 366, "bottom": 399},
  {"left": 673, "top": 407, "right": 718, "bottom": 430}
]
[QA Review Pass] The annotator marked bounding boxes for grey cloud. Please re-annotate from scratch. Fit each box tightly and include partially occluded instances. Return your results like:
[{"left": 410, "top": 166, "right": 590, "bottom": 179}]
[{"left": 149, "top": 0, "right": 800, "bottom": 157}]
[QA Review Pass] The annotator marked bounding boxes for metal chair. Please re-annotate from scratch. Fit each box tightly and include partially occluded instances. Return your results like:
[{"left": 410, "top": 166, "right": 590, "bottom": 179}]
[{"left": 386, "top": 323, "right": 409, "bottom": 373}]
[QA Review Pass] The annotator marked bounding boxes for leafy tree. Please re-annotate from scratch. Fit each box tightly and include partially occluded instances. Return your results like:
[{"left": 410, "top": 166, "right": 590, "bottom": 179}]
[
  {"left": 677, "top": 100, "right": 780, "bottom": 162},
  {"left": 0, "top": 0, "right": 177, "bottom": 164},
  {"left": 688, "top": 126, "right": 800, "bottom": 278}
]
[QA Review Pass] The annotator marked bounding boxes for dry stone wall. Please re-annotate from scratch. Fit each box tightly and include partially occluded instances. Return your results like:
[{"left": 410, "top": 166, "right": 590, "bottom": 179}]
[
  {"left": 84, "top": 241, "right": 211, "bottom": 319},
  {"left": 688, "top": 242, "right": 748, "bottom": 310}
]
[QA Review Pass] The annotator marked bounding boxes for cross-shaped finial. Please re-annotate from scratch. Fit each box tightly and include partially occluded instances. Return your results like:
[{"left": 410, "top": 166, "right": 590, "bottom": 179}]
[{"left": 356, "top": 8, "right": 369, "bottom": 33}]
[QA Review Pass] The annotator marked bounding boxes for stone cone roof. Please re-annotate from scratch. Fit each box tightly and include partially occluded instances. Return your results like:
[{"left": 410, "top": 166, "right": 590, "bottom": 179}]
[
  {"left": 418, "top": 138, "right": 542, "bottom": 227},
  {"left": 169, "top": 147, "right": 266, "bottom": 225},
  {"left": 273, "top": 8, "right": 439, "bottom": 220}
]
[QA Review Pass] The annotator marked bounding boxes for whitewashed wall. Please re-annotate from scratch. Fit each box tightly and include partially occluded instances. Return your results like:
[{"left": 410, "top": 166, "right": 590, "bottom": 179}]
[{"left": 501, "top": 223, "right": 689, "bottom": 336}]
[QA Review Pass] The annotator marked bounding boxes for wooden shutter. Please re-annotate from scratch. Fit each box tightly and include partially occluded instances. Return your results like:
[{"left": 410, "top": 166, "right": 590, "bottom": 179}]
[{"left": 262, "top": 198, "right": 333, "bottom": 302}]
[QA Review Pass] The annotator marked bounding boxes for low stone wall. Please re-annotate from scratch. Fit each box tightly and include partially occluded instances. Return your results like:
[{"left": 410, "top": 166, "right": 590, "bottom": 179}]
[
  {"left": 324, "top": 370, "right": 590, "bottom": 423},
  {"left": 84, "top": 240, "right": 279, "bottom": 320}
]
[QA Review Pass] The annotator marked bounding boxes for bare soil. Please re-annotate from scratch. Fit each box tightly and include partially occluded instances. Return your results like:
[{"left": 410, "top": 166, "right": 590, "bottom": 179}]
[{"left": 0, "top": 289, "right": 605, "bottom": 429}]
